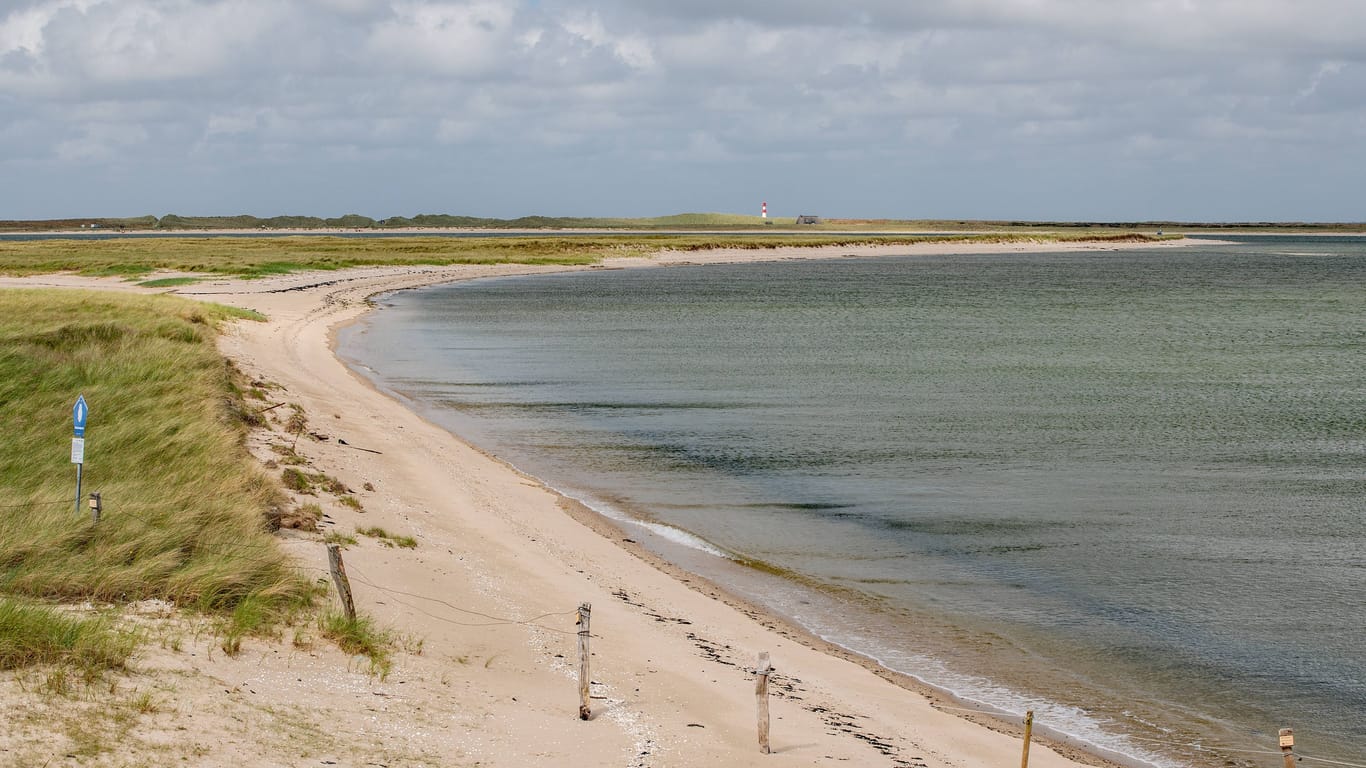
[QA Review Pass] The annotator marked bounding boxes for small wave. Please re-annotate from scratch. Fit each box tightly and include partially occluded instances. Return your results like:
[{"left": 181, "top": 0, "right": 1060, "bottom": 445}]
[
  {"left": 548, "top": 487, "right": 734, "bottom": 559},
  {"left": 630, "top": 520, "right": 732, "bottom": 558}
]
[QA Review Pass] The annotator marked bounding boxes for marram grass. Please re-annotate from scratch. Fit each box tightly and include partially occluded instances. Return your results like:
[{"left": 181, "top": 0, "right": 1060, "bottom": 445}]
[
  {"left": 320, "top": 610, "right": 392, "bottom": 679},
  {"left": 0, "top": 597, "right": 137, "bottom": 672},
  {"left": 0, "top": 289, "right": 313, "bottom": 669}
]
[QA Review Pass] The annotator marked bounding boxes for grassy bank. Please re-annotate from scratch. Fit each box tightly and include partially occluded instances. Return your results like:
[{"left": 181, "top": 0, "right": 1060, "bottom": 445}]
[
  {"left": 0, "top": 290, "right": 312, "bottom": 670},
  {"left": 0, "top": 232, "right": 1171, "bottom": 279}
]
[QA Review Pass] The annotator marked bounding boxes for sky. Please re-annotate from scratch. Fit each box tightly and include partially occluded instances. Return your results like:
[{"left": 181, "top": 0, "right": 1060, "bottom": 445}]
[{"left": 1, "top": 0, "right": 1364, "bottom": 221}]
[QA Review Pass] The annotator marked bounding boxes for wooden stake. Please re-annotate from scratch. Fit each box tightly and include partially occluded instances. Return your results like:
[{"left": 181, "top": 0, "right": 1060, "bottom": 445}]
[
  {"left": 756, "top": 651, "right": 773, "bottom": 754},
  {"left": 326, "top": 543, "right": 356, "bottom": 621},
  {"left": 577, "top": 603, "right": 592, "bottom": 720},
  {"left": 88, "top": 491, "right": 102, "bottom": 524},
  {"left": 1279, "top": 728, "right": 1296, "bottom": 768},
  {"left": 1021, "top": 710, "right": 1034, "bottom": 768}
]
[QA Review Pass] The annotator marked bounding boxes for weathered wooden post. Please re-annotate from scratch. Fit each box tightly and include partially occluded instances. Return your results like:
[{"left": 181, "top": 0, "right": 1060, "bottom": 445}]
[
  {"left": 577, "top": 603, "right": 592, "bottom": 720},
  {"left": 1021, "top": 710, "right": 1035, "bottom": 768},
  {"left": 1279, "top": 728, "right": 1296, "bottom": 768},
  {"left": 326, "top": 543, "right": 356, "bottom": 621},
  {"left": 756, "top": 651, "right": 773, "bottom": 754},
  {"left": 88, "top": 491, "right": 102, "bottom": 524}
]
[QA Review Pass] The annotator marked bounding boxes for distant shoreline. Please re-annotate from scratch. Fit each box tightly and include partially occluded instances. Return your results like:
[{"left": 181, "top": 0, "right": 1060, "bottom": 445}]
[
  {"left": 3, "top": 226, "right": 1157, "bottom": 237},
  {"left": 4, "top": 224, "right": 1365, "bottom": 238}
]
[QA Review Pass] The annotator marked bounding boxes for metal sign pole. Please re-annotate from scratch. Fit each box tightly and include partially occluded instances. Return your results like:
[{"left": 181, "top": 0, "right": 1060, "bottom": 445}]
[{"left": 72, "top": 395, "right": 88, "bottom": 515}]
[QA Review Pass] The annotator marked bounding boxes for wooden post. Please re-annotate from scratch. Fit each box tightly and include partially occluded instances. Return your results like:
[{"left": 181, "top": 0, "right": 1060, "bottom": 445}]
[
  {"left": 756, "top": 651, "right": 772, "bottom": 754},
  {"left": 1279, "top": 728, "right": 1296, "bottom": 768},
  {"left": 577, "top": 603, "right": 592, "bottom": 720},
  {"left": 326, "top": 543, "right": 356, "bottom": 621},
  {"left": 88, "top": 491, "right": 102, "bottom": 524},
  {"left": 1021, "top": 710, "right": 1034, "bottom": 768}
]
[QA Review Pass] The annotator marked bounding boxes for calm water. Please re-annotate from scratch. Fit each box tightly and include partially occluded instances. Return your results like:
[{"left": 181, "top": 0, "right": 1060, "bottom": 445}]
[{"left": 339, "top": 237, "right": 1366, "bottom": 767}]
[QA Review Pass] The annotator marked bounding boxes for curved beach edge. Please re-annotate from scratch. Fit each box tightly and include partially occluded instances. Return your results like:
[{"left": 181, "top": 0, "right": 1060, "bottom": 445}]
[{"left": 1, "top": 238, "right": 1203, "bottom": 768}]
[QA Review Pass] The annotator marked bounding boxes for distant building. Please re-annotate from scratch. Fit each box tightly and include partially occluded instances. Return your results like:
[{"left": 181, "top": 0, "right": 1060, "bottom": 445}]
[{"left": 795, "top": 215, "right": 821, "bottom": 225}]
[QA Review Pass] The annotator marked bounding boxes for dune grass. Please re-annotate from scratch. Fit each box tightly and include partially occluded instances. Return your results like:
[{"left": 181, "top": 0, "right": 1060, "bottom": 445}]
[
  {"left": 320, "top": 610, "right": 393, "bottom": 678},
  {"left": 0, "top": 289, "right": 314, "bottom": 671},
  {"left": 0, "top": 232, "right": 1173, "bottom": 279},
  {"left": 0, "top": 598, "right": 138, "bottom": 673},
  {"left": 357, "top": 526, "right": 417, "bottom": 549}
]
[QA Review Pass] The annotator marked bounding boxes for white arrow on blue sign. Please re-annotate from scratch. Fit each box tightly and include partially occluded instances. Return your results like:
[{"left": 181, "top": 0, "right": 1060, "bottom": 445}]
[{"left": 73, "top": 395, "right": 88, "bottom": 438}]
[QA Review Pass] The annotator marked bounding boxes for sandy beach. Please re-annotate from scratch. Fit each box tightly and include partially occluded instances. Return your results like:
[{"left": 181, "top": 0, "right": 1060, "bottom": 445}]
[{"left": 1, "top": 238, "right": 1198, "bottom": 767}]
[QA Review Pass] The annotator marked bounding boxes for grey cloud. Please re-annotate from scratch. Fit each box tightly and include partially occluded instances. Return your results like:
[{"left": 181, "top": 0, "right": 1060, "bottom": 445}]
[
  {"left": 595, "top": 0, "right": 1366, "bottom": 57},
  {"left": 0, "top": 0, "right": 1363, "bottom": 220}
]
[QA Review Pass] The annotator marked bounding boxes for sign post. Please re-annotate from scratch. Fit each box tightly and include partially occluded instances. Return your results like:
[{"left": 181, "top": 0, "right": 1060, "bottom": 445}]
[{"left": 72, "top": 395, "right": 88, "bottom": 515}]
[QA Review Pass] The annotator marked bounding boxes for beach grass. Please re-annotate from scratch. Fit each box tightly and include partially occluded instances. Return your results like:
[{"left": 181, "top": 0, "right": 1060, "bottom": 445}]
[
  {"left": 320, "top": 610, "right": 393, "bottom": 678},
  {"left": 0, "top": 289, "right": 313, "bottom": 670},
  {"left": 0, "top": 232, "right": 1171, "bottom": 278},
  {"left": 0, "top": 598, "right": 138, "bottom": 672},
  {"left": 357, "top": 526, "right": 417, "bottom": 549}
]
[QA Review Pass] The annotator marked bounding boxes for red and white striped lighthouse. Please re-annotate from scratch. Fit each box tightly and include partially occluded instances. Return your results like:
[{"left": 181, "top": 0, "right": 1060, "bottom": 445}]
[{"left": 761, "top": 201, "right": 768, "bottom": 219}]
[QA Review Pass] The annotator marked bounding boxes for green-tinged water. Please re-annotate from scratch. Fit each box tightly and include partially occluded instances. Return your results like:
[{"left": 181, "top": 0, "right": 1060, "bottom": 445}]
[{"left": 339, "top": 236, "right": 1366, "bottom": 767}]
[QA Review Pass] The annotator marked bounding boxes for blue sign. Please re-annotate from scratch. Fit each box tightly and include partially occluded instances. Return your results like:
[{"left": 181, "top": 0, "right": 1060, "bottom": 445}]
[{"left": 72, "top": 395, "right": 88, "bottom": 438}]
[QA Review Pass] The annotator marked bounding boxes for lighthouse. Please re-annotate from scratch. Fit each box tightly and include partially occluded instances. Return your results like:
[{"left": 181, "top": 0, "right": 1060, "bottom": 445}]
[{"left": 761, "top": 201, "right": 768, "bottom": 219}]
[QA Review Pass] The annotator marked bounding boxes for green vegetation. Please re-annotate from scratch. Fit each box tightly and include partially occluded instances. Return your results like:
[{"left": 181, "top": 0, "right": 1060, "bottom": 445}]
[
  {"left": 0, "top": 216, "right": 158, "bottom": 233},
  {"left": 320, "top": 610, "right": 392, "bottom": 678},
  {"left": 386, "top": 211, "right": 774, "bottom": 229},
  {"left": 281, "top": 467, "right": 353, "bottom": 499},
  {"left": 0, "top": 598, "right": 137, "bottom": 672},
  {"left": 0, "top": 235, "right": 611, "bottom": 277},
  {"left": 357, "top": 526, "right": 417, "bottom": 549},
  {"left": 0, "top": 289, "right": 313, "bottom": 671},
  {"left": 137, "top": 277, "right": 201, "bottom": 288},
  {"left": 0, "top": 232, "right": 1173, "bottom": 279},
  {"left": 321, "top": 531, "right": 358, "bottom": 547}
]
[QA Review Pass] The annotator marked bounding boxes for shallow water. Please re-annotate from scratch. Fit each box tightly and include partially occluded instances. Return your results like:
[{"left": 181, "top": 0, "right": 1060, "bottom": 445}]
[{"left": 339, "top": 236, "right": 1366, "bottom": 767}]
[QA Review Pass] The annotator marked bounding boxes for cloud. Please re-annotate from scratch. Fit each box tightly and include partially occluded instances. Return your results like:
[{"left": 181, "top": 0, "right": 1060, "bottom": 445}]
[
  {"left": 366, "top": 0, "right": 520, "bottom": 77},
  {"left": 55, "top": 120, "right": 149, "bottom": 162},
  {"left": 0, "top": 0, "right": 1363, "bottom": 219},
  {"left": 1298, "top": 60, "right": 1346, "bottom": 99},
  {"left": 2, "top": 1, "right": 290, "bottom": 90}
]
